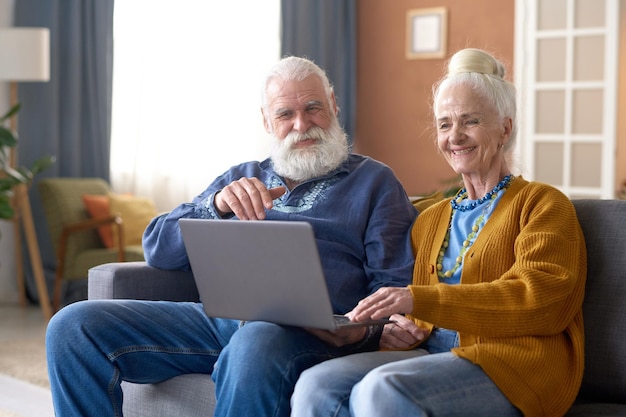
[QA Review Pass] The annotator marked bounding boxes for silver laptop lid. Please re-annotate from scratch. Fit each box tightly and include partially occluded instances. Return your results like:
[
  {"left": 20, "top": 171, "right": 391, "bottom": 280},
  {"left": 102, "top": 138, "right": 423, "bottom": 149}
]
[{"left": 179, "top": 219, "right": 339, "bottom": 329}]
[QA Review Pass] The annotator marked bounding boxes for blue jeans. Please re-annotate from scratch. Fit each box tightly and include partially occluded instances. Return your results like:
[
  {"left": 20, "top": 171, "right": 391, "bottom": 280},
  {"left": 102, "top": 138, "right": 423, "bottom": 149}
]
[
  {"left": 46, "top": 299, "right": 374, "bottom": 417},
  {"left": 291, "top": 329, "right": 522, "bottom": 417}
]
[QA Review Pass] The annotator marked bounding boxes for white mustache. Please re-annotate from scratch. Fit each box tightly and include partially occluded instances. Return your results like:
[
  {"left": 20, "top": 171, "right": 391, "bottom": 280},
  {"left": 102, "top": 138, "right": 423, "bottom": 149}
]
[{"left": 284, "top": 127, "right": 325, "bottom": 147}]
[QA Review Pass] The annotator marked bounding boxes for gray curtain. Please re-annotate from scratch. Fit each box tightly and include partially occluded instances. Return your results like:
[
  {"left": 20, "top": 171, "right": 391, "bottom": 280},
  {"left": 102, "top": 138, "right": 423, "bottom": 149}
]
[
  {"left": 13, "top": 0, "right": 114, "bottom": 302},
  {"left": 281, "top": 0, "right": 357, "bottom": 143}
]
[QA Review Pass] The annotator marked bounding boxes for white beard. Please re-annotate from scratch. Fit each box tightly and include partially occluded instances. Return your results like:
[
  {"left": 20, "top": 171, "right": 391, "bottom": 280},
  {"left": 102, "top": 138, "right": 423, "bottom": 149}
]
[{"left": 270, "top": 118, "right": 349, "bottom": 183}]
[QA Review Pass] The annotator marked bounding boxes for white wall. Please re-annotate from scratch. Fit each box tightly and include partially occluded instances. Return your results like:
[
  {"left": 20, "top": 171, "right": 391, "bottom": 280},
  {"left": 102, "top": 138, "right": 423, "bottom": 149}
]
[{"left": 0, "top": 0, "right": 19, "bottom": 304}]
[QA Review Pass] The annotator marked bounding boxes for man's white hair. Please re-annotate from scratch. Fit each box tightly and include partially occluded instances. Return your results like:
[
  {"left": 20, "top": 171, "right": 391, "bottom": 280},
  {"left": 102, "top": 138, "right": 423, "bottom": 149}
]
[{"left": 261, "top": 56, "right": 337, "bottom": 128}]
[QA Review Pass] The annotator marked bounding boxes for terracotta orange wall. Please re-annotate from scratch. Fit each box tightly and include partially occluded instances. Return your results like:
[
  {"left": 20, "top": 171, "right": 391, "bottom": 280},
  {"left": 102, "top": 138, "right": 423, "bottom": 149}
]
[{"left": 354, "top": 0, "right": 515, "bottom": 196}]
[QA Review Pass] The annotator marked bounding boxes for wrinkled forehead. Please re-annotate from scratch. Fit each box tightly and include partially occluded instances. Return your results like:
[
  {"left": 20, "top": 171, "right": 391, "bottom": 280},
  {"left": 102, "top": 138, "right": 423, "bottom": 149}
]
[
  {"left": 435, "top": 82, "right": 493, "bottom": 117},
  {"left": 265, "top": 75, "right": 328, "bottom": 110}
]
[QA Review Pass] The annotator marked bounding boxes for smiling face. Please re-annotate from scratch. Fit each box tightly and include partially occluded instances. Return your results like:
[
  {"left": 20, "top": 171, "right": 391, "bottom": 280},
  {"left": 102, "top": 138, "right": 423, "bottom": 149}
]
[
  {"left": 262, "top": 75, "right": 337, "bottom": 140},
  {"left": 435, "top": 82, "right": 512, "bottom": 190},
  {"left": 261, "top": 75, "right": 348, "bottom": 183}
]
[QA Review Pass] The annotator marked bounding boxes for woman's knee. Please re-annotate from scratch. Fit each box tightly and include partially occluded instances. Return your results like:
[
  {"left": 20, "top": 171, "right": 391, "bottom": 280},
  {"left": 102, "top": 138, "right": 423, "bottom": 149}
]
[
  {"left": 352, "top": 366, "right": 386, "bottom": 396},
  {"left": 350, "top": 365, "right": 407, "bottom": 415},
  {"left": 292, "top": 359, "right": 356, "bottom": 417},
  {"left": 292, "top": 360, "right": 332, "bottom": 403}
]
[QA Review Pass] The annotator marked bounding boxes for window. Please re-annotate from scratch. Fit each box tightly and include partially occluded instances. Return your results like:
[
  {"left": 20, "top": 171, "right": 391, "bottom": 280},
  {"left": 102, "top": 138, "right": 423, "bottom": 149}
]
[{"left": 111, "top": 1, "right": 280, "bottom": 210}]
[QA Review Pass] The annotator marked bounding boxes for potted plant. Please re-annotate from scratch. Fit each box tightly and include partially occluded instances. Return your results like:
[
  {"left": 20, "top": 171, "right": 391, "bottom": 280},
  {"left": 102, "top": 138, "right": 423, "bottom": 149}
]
[{"left": 0, "top": 103, "right": 55, "bottom": 227}]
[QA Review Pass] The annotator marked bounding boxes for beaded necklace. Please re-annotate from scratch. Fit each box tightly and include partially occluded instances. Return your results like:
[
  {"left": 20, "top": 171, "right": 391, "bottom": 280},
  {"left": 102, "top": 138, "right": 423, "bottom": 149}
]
[
  {"left": 451, "top": 174, "right": 514, "bottom": 212},
  {"left": 437, "top": 175, "right": 514, "bottom": 280}
]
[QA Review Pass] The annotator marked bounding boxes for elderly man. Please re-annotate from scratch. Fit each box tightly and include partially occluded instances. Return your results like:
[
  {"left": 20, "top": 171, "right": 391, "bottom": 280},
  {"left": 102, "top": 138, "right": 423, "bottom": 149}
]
[{"left": 46, "top": 56, "right": 417, "bottom": 417}]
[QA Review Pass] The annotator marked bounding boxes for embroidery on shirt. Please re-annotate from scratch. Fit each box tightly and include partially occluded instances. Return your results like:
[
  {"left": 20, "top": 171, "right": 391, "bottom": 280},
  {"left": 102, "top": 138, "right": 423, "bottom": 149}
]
[
  {"left": 195, "top": 196, "right": 221, "bottom": 219},
  {"left": 270, "top": 176, "right": 339, "bottom": 213}
]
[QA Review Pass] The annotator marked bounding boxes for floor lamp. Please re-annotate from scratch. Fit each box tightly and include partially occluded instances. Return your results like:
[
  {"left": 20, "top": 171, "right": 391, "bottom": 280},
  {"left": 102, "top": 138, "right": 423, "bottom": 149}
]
[{"left": 0, "top": 28, "right": 52, "bottom": 321}]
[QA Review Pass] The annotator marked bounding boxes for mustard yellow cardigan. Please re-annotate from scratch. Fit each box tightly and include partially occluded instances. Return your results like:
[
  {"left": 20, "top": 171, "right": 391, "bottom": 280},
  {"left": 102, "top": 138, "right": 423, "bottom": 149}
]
[{"left": 408, "top": 178, "right": 586, "bottom": 417}]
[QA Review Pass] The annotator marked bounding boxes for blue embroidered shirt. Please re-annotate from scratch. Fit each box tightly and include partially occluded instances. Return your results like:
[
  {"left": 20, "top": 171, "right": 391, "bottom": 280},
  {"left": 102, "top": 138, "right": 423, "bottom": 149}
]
[{"left": 142, "top": 154, "right": 418, "bottom": 314}]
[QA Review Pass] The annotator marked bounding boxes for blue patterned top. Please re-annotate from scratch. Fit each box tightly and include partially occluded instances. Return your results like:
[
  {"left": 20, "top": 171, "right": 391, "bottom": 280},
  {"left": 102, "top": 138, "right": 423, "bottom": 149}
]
[
  {"left": 142, "top": 154, "right": 418, "bottom": 314},
  {"left": 441, "top": 188, "right": 507, "bottom": 284}
]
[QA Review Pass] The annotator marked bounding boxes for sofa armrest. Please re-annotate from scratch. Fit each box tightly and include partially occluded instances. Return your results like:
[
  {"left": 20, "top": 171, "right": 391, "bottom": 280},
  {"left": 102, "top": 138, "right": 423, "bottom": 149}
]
[{"left": 88, "top": 261, "right": 200, "bottom": 302}]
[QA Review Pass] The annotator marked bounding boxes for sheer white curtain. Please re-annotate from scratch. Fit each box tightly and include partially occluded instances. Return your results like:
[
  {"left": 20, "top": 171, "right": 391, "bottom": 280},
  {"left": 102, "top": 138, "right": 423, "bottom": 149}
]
[{"left": 111, "top": 1, "right": 280, "bottom": 212}]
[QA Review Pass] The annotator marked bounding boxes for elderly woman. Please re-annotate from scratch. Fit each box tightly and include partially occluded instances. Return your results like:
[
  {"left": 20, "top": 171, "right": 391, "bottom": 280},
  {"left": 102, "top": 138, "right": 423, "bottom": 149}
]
[{"left": 291, "top": 48, "right": 587, "bottom": 417}]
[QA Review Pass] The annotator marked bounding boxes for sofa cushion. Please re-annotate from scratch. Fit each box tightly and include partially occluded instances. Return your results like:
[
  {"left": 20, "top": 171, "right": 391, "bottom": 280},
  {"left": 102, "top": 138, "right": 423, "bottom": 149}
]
[
  {"left": 122, "top": 374, "right": 215, "bottom": 417},
  {"left": 572, "top": 199, "right": 626, "bottom": 403},
  {"left": 109, "top": 193, "right": 158, "bottom": 247},
  {"left": 83, "top": 193, "right": 158, "bottom": 248},
  {"left": 565, "top": 402, "right": 626, "bottom": 417},
  {"left": 82, "top": 194, "right": 115, "bottom": 248}
]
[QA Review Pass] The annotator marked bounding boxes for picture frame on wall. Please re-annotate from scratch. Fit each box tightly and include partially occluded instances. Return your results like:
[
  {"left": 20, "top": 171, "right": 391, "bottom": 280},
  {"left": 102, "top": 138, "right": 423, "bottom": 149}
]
[{"left": 406, "top": 7, "right": 447, "bottom": 60}]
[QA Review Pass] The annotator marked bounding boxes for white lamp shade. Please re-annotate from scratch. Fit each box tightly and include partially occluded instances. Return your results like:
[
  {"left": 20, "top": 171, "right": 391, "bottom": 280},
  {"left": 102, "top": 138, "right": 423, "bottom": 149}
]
[{"left": 0, "top": 28, "right": 50, "bottom": 82}]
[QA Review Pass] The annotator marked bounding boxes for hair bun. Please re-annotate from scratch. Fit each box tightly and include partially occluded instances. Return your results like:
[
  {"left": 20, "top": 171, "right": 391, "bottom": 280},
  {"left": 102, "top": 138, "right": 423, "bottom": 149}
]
[{"left": 446, "top": 48, "right": 506, "bottom": 80}]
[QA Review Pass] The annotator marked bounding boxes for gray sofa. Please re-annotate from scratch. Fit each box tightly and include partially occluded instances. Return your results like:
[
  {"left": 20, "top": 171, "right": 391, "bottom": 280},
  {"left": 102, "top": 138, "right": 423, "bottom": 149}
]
[{"left": 88, "top": 199, "right": 626, "bottom": 416}]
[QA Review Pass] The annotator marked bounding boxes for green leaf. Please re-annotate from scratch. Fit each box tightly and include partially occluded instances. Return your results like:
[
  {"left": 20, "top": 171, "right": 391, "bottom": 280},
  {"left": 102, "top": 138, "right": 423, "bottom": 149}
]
[
  {"left": 0, "top": 194, "right": 15, "bottom": 219},
  {"left": 31, "top": 155, "right": 56, "bottom": 175},
  {"left": 0, "top": 147, "right": 9, "bottom": 169},
  {"left": 0, "top": 126, "right": 17, "bottom": 148},
  {"left": 0, "top": 103, "right": 21, "bottom": 124},
  {"left": 0, "top": 102, "right": 56, "bottom": 224},
  {"left": 0, "top": 178, "right": 17, "bottom": 192},
  {"left": 3, "top": 166, "right": 28, "bottom": 183}
]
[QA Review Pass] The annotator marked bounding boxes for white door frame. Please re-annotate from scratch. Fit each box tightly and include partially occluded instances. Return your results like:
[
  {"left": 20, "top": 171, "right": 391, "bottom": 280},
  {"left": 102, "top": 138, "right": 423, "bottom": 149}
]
[{"left": 514, "top": 0, "right": 619, "bottom": 198}]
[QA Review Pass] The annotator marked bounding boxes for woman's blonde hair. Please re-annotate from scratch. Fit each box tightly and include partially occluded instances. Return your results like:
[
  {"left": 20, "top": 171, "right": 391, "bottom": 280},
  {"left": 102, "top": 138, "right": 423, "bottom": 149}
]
[{"left": 432, "top": 48, "right": 518, "bottom": 151}]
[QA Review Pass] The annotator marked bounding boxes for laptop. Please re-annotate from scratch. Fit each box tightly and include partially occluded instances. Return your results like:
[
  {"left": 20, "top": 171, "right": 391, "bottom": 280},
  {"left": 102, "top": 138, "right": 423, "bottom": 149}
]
[{"left": 179, "top": 218, "right": 393, "bottom": 330}]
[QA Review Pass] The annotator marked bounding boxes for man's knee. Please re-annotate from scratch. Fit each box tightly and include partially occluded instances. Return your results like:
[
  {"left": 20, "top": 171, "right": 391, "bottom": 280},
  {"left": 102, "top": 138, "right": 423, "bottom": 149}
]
[
  {"left": 47, "top": 301, "right": 92, "bottom": 344},
  {"left": 215, "top": 322, "right": 289, "bottom": 375}
]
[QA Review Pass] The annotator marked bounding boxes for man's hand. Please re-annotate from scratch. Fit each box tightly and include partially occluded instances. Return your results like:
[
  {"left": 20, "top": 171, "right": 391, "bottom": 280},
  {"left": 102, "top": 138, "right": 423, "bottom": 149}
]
[
  {"left": 347, "top": 287, "right": 414, "bottom": 322},
  {"left": 305, "top": 326, "right": 367, "bottom": 347},
  {"left": 379, "top": 314, "right": 427, "bottom": 350},
  {"left": 214, "top": 177, "right": 286, "bottom": 220}
]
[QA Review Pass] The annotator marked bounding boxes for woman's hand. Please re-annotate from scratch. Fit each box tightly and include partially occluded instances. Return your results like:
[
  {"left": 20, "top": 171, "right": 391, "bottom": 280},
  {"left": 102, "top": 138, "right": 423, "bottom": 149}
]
[
  {"left": 347, "top": 287, "right": 414, "bottom": 322},
  {"left": 379, "top": 314, "right": 427, "bottom": 350}
]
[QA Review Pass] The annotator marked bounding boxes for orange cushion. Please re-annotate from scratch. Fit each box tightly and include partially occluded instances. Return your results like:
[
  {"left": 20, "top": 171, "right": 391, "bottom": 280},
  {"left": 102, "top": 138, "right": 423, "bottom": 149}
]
[
  {"left": 82, "top": 194, "right": 114, "bottom": 248},
  {"left": 82, "top": 193, "right": 158, "bottom": 248}
]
